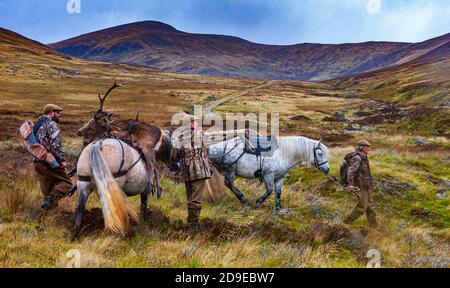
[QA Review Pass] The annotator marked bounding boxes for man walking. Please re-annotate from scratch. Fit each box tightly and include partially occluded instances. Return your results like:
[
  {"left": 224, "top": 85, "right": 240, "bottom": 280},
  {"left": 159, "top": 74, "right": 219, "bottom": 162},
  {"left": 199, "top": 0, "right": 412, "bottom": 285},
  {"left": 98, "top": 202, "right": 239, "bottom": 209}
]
[
  {"left": 344, "top": 140, "right": 377, "bottom": 228},
  {"left": 171, "top": 115, "right": 213, "bottom": 225},
  {"left": 34, "top": 104, "right": 73, "bottom": 210}
]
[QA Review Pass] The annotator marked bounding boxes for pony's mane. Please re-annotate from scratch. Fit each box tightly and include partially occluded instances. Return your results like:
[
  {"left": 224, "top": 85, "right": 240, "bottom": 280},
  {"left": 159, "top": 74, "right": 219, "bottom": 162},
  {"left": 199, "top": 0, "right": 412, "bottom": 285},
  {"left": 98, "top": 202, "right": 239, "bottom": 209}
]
[{"left": 278, "top": 136, "right": 330, "bottom": 166}]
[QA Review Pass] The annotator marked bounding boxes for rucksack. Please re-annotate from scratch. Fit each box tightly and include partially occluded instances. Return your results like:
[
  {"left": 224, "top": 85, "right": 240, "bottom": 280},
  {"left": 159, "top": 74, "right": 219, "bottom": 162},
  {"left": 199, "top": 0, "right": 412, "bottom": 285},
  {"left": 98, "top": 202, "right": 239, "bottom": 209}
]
[
  {"left": 18, "top": 120, "right": 60, "bottom": 168},
  {"left": 340, "top": 152, "right": 355, "bottom": 185}
]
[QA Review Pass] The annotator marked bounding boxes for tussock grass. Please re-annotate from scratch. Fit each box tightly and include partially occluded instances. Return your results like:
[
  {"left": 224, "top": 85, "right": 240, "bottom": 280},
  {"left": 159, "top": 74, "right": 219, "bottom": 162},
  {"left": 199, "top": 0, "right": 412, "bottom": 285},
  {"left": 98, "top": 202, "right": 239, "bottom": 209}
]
[
  {"left": 0, "top": 44, "right": 448, "bottom": 267},
  {"left": 2, "top": 143, "right": 447, "bottom": 267}
]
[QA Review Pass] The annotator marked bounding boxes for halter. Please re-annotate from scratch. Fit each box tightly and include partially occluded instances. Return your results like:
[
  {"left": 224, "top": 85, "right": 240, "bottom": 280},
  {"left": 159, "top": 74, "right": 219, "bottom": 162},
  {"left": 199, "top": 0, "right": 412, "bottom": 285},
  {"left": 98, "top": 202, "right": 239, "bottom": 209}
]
[{"left": 313, "top": 140, "right": 328, "bottom": 169}]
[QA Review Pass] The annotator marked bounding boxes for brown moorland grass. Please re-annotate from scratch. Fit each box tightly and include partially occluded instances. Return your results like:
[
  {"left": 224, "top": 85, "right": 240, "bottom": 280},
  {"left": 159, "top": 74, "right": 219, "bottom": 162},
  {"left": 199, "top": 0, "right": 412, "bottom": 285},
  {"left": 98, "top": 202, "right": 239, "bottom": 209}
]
[{"left": 0, "top": 36, "right": 449, "bottom": 267}]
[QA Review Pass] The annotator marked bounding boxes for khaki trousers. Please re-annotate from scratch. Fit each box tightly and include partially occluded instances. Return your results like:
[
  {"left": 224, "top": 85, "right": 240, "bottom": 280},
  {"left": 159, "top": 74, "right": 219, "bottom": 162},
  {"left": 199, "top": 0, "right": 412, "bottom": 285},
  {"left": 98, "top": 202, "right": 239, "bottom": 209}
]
[
  {"left": 34, "top": 162, "right": 72, "bottom": 199},
  {"left": 345, "top": 188, "right": 377, "bottom": 226},
  {"left": 185, "top": 179, "right": 206, "bottom": 223}
]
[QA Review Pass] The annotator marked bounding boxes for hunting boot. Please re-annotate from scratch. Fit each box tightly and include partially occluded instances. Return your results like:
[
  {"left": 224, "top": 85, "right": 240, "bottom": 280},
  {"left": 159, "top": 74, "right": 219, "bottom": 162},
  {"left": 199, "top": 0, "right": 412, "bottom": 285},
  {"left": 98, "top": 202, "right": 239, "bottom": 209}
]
[
  {"left": 344, "top": 207, "right": 365, "bottom": 225},
  {"left": 366, "top": 207, "right": 378, "bottom": 228},
  {"left": 187, "top": 205, "right": 201, "bottom": 233},
  {"left": 187, "top": 206, "right": 201, "bottom": 224}
]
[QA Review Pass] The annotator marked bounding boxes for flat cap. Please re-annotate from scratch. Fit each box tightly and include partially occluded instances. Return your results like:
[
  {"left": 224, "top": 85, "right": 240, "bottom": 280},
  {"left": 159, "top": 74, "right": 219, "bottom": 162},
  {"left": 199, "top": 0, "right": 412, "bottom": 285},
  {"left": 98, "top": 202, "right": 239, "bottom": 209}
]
[
  {"left": 44, "top": 104, "right": 63, "bottom": 114},
  {"left": 182, "top": 114, "right": 201, "bottom": 123},
  {"left": 357, "top": 140, "right": 371, "bottom": 147}
]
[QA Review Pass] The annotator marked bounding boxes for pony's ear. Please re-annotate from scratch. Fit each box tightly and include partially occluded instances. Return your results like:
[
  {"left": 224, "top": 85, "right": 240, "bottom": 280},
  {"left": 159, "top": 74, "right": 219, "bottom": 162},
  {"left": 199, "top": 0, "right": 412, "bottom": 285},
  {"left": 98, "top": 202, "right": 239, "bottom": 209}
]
[{"left": 319, "top": 138, "right": 323, "bottom": 146}]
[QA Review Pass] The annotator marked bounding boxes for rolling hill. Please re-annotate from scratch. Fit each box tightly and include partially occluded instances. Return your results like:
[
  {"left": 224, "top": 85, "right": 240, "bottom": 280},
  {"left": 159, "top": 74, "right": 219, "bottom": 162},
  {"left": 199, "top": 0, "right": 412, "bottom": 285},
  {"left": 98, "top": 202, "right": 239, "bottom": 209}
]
[
  {"left": 50, "top": 21, "right": 450, "bottom": 80},
  {"left": 0, "top": 26, "right": 449, "bottom": 268},
  {"left": 0, "top": 27, "right": 57, "bottom": 54}
]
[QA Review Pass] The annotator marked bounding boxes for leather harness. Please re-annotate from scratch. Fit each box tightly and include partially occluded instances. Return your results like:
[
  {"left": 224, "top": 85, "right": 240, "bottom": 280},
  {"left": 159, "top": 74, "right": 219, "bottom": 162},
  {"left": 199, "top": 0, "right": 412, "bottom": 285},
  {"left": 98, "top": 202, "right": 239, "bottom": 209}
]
[
  {"left": 77, "top": 138, "right": 143, "bottom": 182},
  {"left": 313, "top": 142, "right": 328, "bottom": 168}
]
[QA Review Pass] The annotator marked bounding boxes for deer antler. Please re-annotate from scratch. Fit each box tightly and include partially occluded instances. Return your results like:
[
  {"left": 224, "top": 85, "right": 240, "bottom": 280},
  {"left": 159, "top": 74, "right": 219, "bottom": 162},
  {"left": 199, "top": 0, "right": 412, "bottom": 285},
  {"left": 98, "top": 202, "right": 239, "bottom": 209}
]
[
  {"left": 98, "top": 81, "right": 126, "bottom": 112},
  {"left": 135, "top": 110, "right": 141, "bottom": 121}
]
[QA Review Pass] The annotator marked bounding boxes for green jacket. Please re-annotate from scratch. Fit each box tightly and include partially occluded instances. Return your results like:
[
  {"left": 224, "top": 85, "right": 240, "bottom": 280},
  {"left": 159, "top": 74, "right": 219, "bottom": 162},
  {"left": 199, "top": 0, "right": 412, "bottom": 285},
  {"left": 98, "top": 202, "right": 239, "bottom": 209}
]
[{"left": 346, "top": 151, "right": 373, "bottom": 191}]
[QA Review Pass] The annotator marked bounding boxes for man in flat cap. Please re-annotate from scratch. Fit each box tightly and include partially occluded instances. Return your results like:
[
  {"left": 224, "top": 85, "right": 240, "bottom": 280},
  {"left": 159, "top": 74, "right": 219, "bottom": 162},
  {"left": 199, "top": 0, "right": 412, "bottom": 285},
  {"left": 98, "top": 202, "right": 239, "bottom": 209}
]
[
  {"left": 344, "top": 140, "right": 377, "bottom": 228},
  {"left": 33, "top": 104, "right": 73, "bottom": 210},
  {"left": 171, "top": 114, "right": 212, "bottom": 226},
  {"left": 171, "top": 114, "right": 248, "bottom": 225}
]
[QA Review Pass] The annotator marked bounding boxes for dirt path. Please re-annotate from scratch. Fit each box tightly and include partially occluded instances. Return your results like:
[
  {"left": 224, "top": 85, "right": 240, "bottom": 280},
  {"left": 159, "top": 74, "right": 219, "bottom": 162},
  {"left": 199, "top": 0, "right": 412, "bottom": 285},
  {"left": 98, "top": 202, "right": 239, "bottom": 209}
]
[{"left": 203, "top": 80, "right": 276, "bottom": 114}]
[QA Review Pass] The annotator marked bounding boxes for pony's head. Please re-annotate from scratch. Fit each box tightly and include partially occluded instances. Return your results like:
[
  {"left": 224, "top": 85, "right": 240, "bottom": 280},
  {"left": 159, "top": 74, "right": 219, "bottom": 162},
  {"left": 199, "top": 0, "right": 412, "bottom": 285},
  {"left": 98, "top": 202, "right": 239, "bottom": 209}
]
[
  {"left": 313, "top": 139, "right": 330, "bottom": 175},
  {"left": 279, "top": 136, "right": 331, "bottom": 174}
]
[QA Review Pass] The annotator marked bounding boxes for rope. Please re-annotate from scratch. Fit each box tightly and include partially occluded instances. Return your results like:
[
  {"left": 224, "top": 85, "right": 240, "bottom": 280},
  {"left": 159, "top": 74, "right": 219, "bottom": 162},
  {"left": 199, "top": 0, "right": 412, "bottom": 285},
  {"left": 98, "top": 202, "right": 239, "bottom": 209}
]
[{"left": 325, "top": 174, "right": 360, "bottom": 200}]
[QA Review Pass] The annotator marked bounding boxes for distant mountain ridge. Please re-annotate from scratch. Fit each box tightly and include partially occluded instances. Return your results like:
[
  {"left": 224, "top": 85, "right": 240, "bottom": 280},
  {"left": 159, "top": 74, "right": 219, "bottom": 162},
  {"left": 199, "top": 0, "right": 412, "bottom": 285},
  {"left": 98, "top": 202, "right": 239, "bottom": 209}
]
[
  {"left": 1, "top": 26, "right": 448, "bottom": 107},
  {"left": 48, "top": 21, "right": 450, "bottom": 80}
]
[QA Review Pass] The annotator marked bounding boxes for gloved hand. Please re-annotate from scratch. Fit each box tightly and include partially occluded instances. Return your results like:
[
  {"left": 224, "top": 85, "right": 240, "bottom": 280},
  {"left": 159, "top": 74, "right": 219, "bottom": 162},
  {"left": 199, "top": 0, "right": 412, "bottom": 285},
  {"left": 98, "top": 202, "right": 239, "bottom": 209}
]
[
  {"left": 67, "top": 166, "right": 77, "bottom": 178},
  {"left": 347, "top": 185, "right": 361, "bottom": 197},
  {"left": 67, "top": 185, "right": 77, "bottom": 197},
  {"left": 171, "top": 162, "right": 181, "bottom": 174}
]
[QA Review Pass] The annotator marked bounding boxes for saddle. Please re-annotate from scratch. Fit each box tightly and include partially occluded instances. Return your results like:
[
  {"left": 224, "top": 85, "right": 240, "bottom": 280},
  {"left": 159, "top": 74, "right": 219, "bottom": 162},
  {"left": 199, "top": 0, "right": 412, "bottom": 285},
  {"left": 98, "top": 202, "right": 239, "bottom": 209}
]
[
  {"left": 243, "top": 130, "right": 279, "bottom": 182},
  {"left": 244, "top": 129, "right": 279, "bottom": 157}
]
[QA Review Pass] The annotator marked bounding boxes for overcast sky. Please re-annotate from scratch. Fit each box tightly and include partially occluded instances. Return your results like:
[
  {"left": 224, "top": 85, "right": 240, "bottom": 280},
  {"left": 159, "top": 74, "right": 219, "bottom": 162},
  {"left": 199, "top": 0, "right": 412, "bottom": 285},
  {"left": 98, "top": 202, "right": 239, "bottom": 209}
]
[{"left": 0, "top": 0, "right": 449, "bottom": 44}]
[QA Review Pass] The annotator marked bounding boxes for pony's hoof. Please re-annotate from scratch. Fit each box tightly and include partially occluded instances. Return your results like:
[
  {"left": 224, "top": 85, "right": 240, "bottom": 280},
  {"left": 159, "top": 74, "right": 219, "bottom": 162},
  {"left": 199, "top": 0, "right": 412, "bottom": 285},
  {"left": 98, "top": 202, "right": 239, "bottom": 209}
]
[
  {"left": 254, "top": 199, "right": 263, "bottom": 208},
  {"left": 157, "top": 188, "right": 163, "bottom": 199},
  {"left": 276, "top": 208, "right": 290, "bottom": 215},
  {"left": 140, "top": 210, "right": 148, "bottom": 222},
  {"left": 241, "top": 199, "right": 251, "bottom": 208}
]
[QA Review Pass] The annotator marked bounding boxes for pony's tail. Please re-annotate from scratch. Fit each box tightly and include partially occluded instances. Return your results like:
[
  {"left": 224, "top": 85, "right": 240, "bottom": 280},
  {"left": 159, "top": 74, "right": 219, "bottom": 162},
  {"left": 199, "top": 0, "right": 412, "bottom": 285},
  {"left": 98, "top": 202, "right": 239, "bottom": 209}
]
[
  {"left": 89, "top": 144, "right": 137, "bottom": 234},
  {"left": 202, "top": 167, "right": 225, "bottom": 203}
]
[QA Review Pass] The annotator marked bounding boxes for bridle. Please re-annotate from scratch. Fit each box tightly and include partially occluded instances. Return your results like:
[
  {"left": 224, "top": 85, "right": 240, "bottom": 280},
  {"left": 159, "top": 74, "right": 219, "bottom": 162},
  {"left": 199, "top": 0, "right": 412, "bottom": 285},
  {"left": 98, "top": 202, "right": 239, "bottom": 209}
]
[
  {"left": 313, "top": 140, "right": 328, "bottom": 169},
  {"left": 312, "top": 140, "right": 360, "bottom": 200}
]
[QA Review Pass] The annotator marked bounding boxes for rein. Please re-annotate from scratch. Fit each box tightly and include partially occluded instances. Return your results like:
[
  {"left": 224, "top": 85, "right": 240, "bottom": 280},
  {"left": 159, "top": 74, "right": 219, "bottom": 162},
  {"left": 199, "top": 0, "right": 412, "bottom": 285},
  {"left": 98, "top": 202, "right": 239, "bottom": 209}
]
[
  {"left": 325, "top": 173, "right": 361, "bottom": 200},
  {"left": 312, "top": 142, "right": 359, "bottom": 197},
  {"left": 309, "top": 140, "right": 361, "bottom": 200}
]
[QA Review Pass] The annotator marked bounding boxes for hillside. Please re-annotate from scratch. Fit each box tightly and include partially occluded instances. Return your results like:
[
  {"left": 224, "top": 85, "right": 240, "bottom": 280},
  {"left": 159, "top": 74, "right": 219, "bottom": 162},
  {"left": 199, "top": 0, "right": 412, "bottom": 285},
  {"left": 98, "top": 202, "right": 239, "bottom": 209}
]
[
  {"left": 0, "top": 27, "right": 58, "bottom": 55},
  {"left": 0, "top": 26, "right": 264, "bottom": 140},
  {"left": 49, "top": 21, "right": 450, "bottom": 80},
  {"left": 0, "top": 27, "right": 449, "bottom": 268},
  {"left": 331, "top": 57, "right": 450, "bottom": 106}
]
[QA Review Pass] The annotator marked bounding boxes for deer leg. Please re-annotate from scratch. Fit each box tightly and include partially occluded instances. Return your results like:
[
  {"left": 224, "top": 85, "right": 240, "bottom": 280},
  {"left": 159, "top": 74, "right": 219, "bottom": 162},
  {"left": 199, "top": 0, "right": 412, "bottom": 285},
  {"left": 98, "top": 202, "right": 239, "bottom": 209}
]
[
  {"left": 143, "top": 152, "right": 156, "bottom": 195},
  {"left": 140, "top": 186, "right": 150, "bottom": 221},
  {"left": 142, "top": 150, "right": 164, "bottom": 198},
  {"left": 153, "top": 161, "right": 163, "bottom": 199}
]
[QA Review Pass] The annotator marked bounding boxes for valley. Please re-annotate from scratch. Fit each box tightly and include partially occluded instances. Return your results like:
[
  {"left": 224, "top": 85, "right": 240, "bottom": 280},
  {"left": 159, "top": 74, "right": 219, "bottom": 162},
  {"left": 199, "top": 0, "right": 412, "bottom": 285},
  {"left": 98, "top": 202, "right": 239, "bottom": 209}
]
[{"left": 0, "top": 26, "right": 448, "bottom": 268}]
